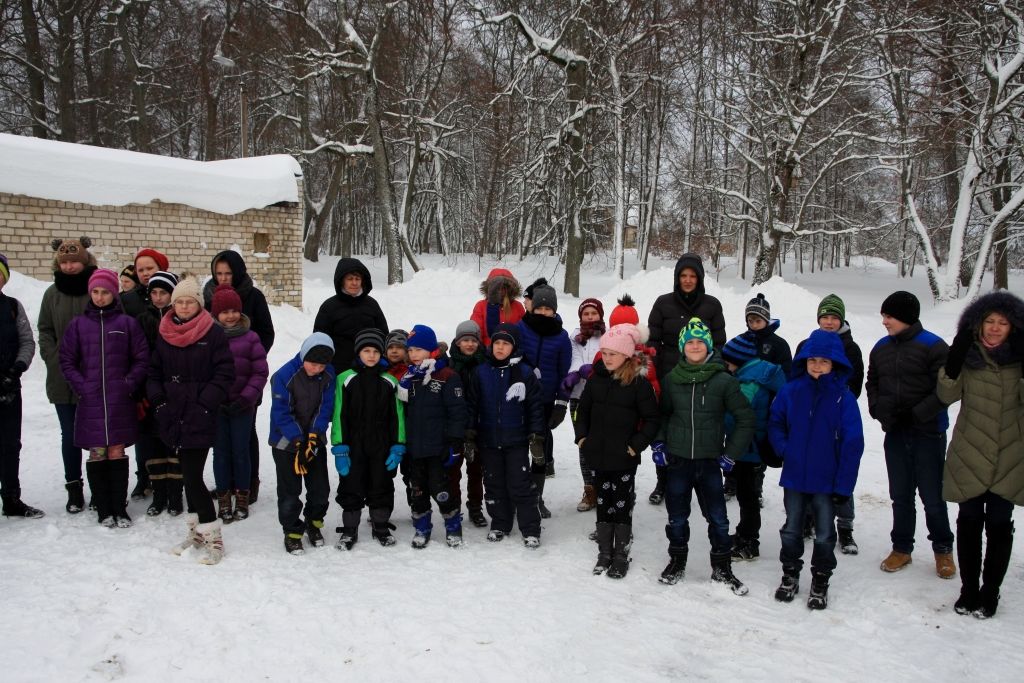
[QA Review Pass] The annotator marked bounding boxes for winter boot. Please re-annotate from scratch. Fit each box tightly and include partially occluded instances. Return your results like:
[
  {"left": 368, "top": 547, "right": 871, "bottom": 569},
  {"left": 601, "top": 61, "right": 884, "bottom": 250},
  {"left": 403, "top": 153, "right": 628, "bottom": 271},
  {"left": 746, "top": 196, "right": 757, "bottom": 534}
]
[
  {"left": 306, "top": 519, "right": 325, "bottom": 548},
  {"left": 87, "top": 460, "right": 111, "bottom": 525},
  {"left": 468, "top": 506, "right": 488, "bottom": 528},
  {"left": 444, "top": 511, "right": 464, "bottom": 548},
  {"left": 545, "top": 459, "right": 555, "bottom": 478},
  {"left": 523, "top": 535, "right": 541, "bottom": 549},
  {"left": 233, "top": 490, "right": 250, "bottom": 521},
  {"left": 976, "top": 521, "right": 1014, "bottom": 619},
  {"left": 171, "top": 513, "right": 203, "bottom": 555},
  {"left": 336, "top": 509, "right": 361, "bottom": 550},
  {"left": 935, "top": 552, "right": 957, "bottom": 579},
  {"left": 0, "top": 493, "right": 45, "bottom": 519},
  {"left": 710, "top": 551, "right": 749, "bottom": 595},
  {"left": 606, "top": 523, "right": 633, "bottom": 579},
  {"left": 775, "top": 566, "right": 800, "bottom": 602},
  {"left": 65, "top": 480, "right": 85, "bottom": 514},
  {"left": 196, "top": 519, "right": 225, "bottom": 565},
  {"left": 284, "top": 533, "right": 305, "bottom": 555},
  {"left": 130, "top": 470, "right": 151, "bottom": 500},
  {"left": 838, "top": 528, "right": 859, "bottom": 555},
  {"left": 249, "top": 477, "right": 260, "bottom": 504},
  {"left": 577, "top": 485, "right": 597, "bottom": 512},
  {"left": 217, "top": 490, "right": 234, "bottom": 525},
  {"left": 411, "top": 511, "right": 433, "bottom": 549},
  {"left": 108, "top": 457, "right": 131, "bottom": 526},
  {"left": 807, "top": 571, "right": 830, "bottom": 610},
  {"left": 486, "top": 529, "right": 506, "bottom": 542},
  {"left": 532, "top": 473, "right": 551, "bottom": 519},
  {"left": 649, "top": 467, "right": 666, "bottom": 505},
  {"left": 880, "top": 550, "right": 912, "bottom": 572},
  {"left": 147, "top": 478, "right": 167, "bottom": 516},
  {"left": 955, "top": 517, "right": 984, "bottom": 615},
  {"left": 593, "top": 522, "right": 614, "bottom": 575},
  {"left": 730, "top": 535, "right": 760, "bottom": 561},
  {"left": 166, "top": 479, "right": 184, "bottom": 517},
  {"left": 659, "top": 548, "right": 688, "bottom": 585},
  {"left": 371, "top": 522, "right": 397, "bottom": 547}
]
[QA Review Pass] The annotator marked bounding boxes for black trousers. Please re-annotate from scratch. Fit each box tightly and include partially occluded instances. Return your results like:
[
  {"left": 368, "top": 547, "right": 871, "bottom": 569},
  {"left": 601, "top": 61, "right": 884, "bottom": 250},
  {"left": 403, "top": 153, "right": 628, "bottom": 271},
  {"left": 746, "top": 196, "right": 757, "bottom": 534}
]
[
  {"left": 272, "top": 446, "right": 330, "bottom": 534},
  {"left": 0, "top": 393, "right": 22, "bottom": 497},
  {"left": 482, "top": 444, "right": 540, "bottom": 537},
  {"left": 407, "top": 455, "right": 460, "bottom": 516},
  {"left": 335, "top": 445, "right": 396, "bottom": 516},
  {"left": 732, "top": 461, "right": 762, "bottom": 542},
  {"left": 594, "top": 466, "right": 637, "bottom": 524},
  {"left": 179, "top": 448, "right": 215, "bottom": 523}
]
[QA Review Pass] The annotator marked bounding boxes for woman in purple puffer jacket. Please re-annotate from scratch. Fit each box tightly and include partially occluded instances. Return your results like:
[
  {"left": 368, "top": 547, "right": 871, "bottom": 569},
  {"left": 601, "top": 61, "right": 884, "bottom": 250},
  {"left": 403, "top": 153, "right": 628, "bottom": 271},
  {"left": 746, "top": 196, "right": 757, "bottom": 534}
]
[
  {"left": 59, "top": 269, "right": 149, "bottom": 528},
  {"left": 210, "top": 284, "right": 268, "bottom": 524},
  {"left": 147, "top": 276, "right": 234, "bottom": 565}
]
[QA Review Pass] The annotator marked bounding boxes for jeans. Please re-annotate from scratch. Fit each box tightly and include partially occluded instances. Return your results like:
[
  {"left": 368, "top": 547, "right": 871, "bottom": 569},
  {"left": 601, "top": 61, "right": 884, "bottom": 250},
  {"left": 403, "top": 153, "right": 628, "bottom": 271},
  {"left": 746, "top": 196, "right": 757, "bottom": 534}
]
[
  {"left": 54, "top": 403, "right": 83, "bottom": 483},
  {"left": 213, "top": 409, "right": 254, "bottom": 491},
  {"left": 884, "top": 430, "right": 954, "bottom": 554},
  {"left": 664, "top": 459, "right": 731, "bottom": 555},
  {"left": 272, "top": 446, "right": 330, "bottom": 535},
  {"left": 780, "top": 489, "right": 837, "bottom": 575}
]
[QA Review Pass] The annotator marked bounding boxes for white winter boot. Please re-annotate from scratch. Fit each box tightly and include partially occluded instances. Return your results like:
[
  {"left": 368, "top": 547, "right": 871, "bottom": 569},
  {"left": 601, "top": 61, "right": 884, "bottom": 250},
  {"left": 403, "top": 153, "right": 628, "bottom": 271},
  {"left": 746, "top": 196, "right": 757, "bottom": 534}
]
[
  {"left": 170, "top": 513, "right": 202, "bottom": 555},
  {"left": 196, "top": 519, "right": 225, "bottom": 565}
]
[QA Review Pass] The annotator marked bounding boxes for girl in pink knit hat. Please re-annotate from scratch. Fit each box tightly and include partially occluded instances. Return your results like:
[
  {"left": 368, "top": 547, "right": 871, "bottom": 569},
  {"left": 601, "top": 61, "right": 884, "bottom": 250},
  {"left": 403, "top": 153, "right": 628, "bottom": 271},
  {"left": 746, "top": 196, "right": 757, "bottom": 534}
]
[{"left": 573, "top": 323, "right": 660, "bottom": 579}]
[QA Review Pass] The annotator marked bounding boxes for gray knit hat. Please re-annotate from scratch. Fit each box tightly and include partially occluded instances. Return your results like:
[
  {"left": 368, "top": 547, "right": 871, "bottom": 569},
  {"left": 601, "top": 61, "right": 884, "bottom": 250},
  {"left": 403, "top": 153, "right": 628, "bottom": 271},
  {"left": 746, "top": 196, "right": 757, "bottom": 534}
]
[
  {"left": 354, "top": 328, "right": 385, "bottom": 354},
  {"left": 531, "top": 285, "right": 558, "bottom": 313},
  {"left": 453, "top": 320, "right": 482, "bottom": 345},
  {"left": 385, "top": 329, "right": 409, "bottom": 349}
]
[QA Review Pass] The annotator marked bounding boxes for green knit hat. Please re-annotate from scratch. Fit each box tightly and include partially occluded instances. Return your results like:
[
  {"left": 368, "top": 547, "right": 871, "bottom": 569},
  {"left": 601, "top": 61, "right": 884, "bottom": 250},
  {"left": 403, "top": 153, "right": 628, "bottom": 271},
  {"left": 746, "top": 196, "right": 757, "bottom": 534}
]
[
  {"left": 817, "top": 293, "right": 845, "bottom": 321},
  {"left": 679, "top": 317, "right": 713, "bottom": 353}
]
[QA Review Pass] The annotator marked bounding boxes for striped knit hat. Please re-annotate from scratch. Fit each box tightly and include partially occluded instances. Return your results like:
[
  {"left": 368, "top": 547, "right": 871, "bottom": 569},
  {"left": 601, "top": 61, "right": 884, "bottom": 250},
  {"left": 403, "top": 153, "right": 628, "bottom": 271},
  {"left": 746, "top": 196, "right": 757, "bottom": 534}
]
[
  {"left": 721, "top": 334, "right": 759, "bottom": 367},
  {"left": 147, "top": 271, "right": 178, "bottom": 296},
  {"left": 354, "top": 328, "right": 385, "bottom": 355},
  {"left": 745, "top": 293, "right": 770, "bottom": 324},
  {"left": 680, "top": 317, "right": 713, "bottom": 353}
]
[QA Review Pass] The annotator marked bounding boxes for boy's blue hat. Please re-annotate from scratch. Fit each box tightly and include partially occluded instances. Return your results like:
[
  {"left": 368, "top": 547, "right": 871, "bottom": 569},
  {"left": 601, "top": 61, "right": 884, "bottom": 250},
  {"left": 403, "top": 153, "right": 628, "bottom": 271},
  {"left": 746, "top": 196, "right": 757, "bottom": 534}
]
[
  {"left": 721, "top": 334, "right": 759, "bottom": 367},
  {"left": 679, "top": 317, "right": 713, "bottom": 353},
  {"left": 301, "top": 332, "right": 335, "bottom": 364},
  {"left": 407, "top": 324, "right": 439, "bottom": 353}
]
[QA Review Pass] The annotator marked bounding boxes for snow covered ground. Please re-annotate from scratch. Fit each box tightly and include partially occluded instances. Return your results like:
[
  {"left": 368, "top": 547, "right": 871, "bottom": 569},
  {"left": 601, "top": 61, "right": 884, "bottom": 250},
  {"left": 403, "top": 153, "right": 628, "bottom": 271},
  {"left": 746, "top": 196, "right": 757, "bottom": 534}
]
[{"left": 1, "top": 251, "right": 1021, "bottom": 682}]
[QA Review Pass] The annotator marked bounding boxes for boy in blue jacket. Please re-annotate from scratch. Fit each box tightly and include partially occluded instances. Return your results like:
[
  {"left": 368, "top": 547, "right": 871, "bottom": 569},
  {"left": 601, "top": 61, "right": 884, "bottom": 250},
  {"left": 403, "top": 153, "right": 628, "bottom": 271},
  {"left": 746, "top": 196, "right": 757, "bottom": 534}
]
[
  {"left": 400, "top": 324, "right": 467, "bottom": 548},
  {"left": 465, "top": 323, "right": 546, "bottom": 547},
  {"left": 268, "top": 332, "right": 336, "bottom": 555},
  {"left": 769, "top": 329, "right": 864, "bottom": 609}
]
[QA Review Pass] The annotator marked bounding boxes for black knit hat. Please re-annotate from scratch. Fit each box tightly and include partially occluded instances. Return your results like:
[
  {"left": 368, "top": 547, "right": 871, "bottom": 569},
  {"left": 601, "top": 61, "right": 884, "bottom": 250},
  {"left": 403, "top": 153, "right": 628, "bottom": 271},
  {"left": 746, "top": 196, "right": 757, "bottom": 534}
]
[
  {"left": 880, "top": 291, "right": 920, "bottom": 325},
  {"left": 490, "top": 323, "right": 520, "bottom": 352},
  {"left": 745, "top": 293, "right": 770, "bottom": 324},
  {"left": 354, "top": 329, "right": 385, "bottom": 355}
]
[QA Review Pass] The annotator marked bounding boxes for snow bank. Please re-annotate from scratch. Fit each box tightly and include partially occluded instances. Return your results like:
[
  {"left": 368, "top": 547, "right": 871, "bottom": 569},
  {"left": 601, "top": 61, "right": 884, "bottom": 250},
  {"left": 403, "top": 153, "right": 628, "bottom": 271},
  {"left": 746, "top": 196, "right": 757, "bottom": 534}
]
[{"left": 0, "top": 133, "right": 301, "bottom": 215}]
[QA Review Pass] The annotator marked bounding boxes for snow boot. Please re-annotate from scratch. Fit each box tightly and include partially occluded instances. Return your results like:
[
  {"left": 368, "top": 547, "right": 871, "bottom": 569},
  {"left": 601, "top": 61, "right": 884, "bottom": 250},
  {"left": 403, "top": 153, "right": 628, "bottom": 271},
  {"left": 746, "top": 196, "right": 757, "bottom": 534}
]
[
  {"left": 233, "top": 489, "right": 250, "bottom": 521},
  {"left": 284, "top": 533, "right": 305, "bottom": 555},
  {"left": 730, "top": 535, "right": 759, "bottom": 561},
  {"left": 171, "top": 513, "right": 203, "bottom": 555},
  {"left": 710, "top": 551, "right": 748, "bottom": 596},
  {"left": 147, "top": 478, "right": 167, "bottom": 516},
  {"left": 115, "top": 513, "right": 133, "bottom": 528},
  {"left": 130, "top": 470, "right": 151, "bottom": 500},
  {"left": 606, "top": 523, "right": 633, "bottom": 579},
  {"left": 975, "top": 521, "right": 1014, "bottom": 619},
  {"left": 444, "top": 511, "right": 464, "bottom": 548},
  {"left": 306, "top": 519, "right": 325, "bottom": 548},
  {"left": 955, "top": 517, "right": 983, "bottom": 615},
  {"left": 166, "top": 479, "right": 184, "bottom": 517},
  {"left": 775, "top": 567, "right": 800, "bottom": 602},
  {"left": 411, "top": 511, "right": 433, "bottom": 549},
  {"left": 65, "top": 480, "right": 85, "bottom": 514},
  {"left": 371, "top": 521, "right": 397, "bottom": 546},
  {"left": 486, "top": 529, "right": 506, "bottom": 542},
  {"left": 838, "top": 528, "right": 858, "bottom": 555},
  {"left": 217, "top": 490, "right": 234, "bottom": 525},
  {"left": 577, "top": 485, "right": 596, "bottom": 512},
  {"left": 336, "top": 527, "right": 358, "bottom": 550},
  {"left": 523, "top": 535, "right": 541, "bottom": 549},
  {"left": 593, "top": 522, "right": 614, "bottom": 575},
  {"left": 659, "top": 547, "right": 687, "bottom": 585},
  {"left": 807, "top": 571, "right": 830, "bottom": 610},
  {"left": 86, "top": 459, "right": 111, "bottom": 525},
  {"left": 532, "top": 473, "right": 551, "bottom": 519},
  {"left": 649, "top": 467, "right": 666, "bottom": 505},
  {"left": 468, "top": 506, "right": 488, "bottom": 528},
  {"left": 196, "top": 519, "right": 225, "bottom": 565},
  {"left": 108, "top": 457, "right": 131, "bottom": 526}
]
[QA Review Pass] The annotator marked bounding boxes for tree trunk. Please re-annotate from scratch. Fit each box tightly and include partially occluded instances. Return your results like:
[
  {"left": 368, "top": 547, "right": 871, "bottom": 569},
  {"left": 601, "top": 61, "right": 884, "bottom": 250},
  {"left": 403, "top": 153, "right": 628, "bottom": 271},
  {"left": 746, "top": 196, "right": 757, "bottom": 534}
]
[{"left": 20, "top": 0, "right": 48, "bottom": 138}]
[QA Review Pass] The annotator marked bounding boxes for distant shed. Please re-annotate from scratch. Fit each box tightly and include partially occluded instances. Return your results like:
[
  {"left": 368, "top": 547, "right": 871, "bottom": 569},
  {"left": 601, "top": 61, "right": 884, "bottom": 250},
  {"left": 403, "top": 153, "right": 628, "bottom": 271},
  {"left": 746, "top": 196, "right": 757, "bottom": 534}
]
[{"left": 0, "top": 133, "right": 304, "bottom": 307}]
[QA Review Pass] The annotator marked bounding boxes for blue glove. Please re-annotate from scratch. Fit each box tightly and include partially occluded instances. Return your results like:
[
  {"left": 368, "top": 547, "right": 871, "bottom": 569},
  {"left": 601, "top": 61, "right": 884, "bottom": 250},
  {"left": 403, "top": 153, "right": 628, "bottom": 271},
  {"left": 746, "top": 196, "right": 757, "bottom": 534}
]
[
  {"left": 332, "top": 444, "right": 350, "bottom": 476},
  {"left": 386, "top": 444, "right": 405, "bottom": 471},
  {"left": 651, "top": 440, "right": 667, "bottom": 467},
  {"left": 443, "top": 443, "right": 462, "bottom": 469},
  {"left": 399, "top": 364, "right": 428, "bottom": 390},
  {"left": 718, "top": 454, "right": 735, "bottom": 473}
]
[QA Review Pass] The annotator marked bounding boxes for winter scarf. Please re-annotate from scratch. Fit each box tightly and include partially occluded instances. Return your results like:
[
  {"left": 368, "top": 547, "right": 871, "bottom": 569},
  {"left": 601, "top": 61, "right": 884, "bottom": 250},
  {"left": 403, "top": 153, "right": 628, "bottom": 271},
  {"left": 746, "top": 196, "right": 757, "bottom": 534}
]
[
  {"left": 54, "top": 265, "right": 98, "bottom": 297},
  {"left": 575, "top": 320, "right": 606, "bottom": 344},
  {"left": 160, "top": 309, "right": 215, "bottom": 348}
]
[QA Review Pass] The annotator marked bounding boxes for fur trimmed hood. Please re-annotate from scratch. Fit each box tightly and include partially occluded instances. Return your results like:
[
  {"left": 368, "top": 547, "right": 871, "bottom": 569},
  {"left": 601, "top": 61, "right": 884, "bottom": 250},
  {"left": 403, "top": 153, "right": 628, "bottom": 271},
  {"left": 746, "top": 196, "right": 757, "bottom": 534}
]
[
  {"left": 479, "top": 268, "right": 522, "bottom": 303},
  {"left": 957, "top": 290, "right": 1024, "bottom": 335}
]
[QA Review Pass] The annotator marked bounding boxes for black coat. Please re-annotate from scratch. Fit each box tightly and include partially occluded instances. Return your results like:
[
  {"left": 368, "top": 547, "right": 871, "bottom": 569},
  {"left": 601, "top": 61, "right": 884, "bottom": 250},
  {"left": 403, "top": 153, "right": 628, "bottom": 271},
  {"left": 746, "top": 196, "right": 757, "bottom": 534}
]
[
  {"left": 648, "top": 254, "right": 727, "bottom": 378},
  {"left": 202, "top": 250, "right": 276, "bottom": 352},
  {"left": 313, "top": 258, "right": 388, "bottom": 374},
  {"left": 866, "top": 321, "right": 948, "bottom": 433},
  {"left": 574, "top": 362, "right": 660, "bottom": 471},
  {"left": 404, "top": 363, "right": 467, "bottom": 459},
  {"left": 749, "top": 321, "right": 793, "bottom": 377},
  {"left": 794, "top": 323, "right": 863, "bottom": 398}
]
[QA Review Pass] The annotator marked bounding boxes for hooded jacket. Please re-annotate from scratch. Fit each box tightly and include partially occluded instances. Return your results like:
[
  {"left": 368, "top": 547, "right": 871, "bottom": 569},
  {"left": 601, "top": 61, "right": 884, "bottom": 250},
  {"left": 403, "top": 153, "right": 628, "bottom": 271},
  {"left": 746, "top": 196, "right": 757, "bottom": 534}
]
[
  {"left": 269, "top": 354, "right": 336, "bottom": 451},
  {"left": 470, "top": 268, "right": 526, "bottom": 346},
  {"left": 794, "top": 321, "right": 863, "bottom": 398},
  {"left": 938, "top": 291, "right": 1024, "bottom": 505},
  {"left": 648, "top": 254, "right": 727, "bottom": 378},
  {"left": 313, "top": 258, "right": 388, "bottom": 374},
  {"left": 748, "top": 319, "right": 793, "bottom": 377},
  {"left": 769, "top": 330, "right": 864, "bottom": 496},
  {"left": 202, "top": 250, "right": 276, "bottom": 352},
  {"left": 403, "top": 358, "right": 467, "bottom": 459},
  {"left": 725, "top": 358, "right": 786, "bottom": 463},
  {"left": 574, "top": 360, "right": 660, "bottom": 471}
]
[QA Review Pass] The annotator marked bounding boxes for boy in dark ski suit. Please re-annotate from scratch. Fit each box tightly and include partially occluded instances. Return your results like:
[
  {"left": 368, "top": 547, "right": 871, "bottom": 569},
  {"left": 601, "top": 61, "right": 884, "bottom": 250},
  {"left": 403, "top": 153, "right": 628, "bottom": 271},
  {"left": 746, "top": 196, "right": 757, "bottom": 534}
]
[
  {"left": 400, "top": 324, "right": 467, "bottom": 548},
  {"left": 331, "top": 329, "right": 406, "bottom": 549}
]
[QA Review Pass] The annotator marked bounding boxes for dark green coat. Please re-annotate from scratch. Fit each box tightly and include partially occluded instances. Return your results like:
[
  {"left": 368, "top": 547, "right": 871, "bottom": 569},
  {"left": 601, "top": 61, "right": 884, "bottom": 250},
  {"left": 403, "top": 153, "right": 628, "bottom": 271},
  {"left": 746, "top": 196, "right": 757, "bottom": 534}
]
[
  {"left": 657, "top": 355, "right": 755, "bottom": 462},
  {"left": 37, "top": 266, "right": 96, "bottom": 404}
]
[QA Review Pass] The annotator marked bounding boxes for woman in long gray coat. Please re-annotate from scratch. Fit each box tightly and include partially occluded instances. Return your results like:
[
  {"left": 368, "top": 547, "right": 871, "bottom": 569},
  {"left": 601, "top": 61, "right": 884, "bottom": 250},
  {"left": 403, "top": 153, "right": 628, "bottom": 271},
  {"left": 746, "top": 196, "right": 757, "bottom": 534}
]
[{"left": 938, "top": 290, "right": 1024, "bottom": 619}]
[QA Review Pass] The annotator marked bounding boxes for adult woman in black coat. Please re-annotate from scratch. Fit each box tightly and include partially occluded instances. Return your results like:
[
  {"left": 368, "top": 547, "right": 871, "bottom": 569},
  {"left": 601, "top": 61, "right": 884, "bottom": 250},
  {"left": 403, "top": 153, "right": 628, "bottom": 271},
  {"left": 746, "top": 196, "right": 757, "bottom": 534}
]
[{"left": 313, "top": 258, "right": 388, "bottom": 374}]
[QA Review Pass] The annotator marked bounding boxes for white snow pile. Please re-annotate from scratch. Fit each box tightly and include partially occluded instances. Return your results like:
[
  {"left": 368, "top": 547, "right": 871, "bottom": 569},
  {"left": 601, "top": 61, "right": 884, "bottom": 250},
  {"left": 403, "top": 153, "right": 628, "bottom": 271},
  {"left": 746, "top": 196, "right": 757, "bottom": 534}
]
[
  {"left": 1, "top": 253, "right": 1022, "bottom": 681},
  {"left": 0, "top": 133, "right": 301, "bottom": 215}
]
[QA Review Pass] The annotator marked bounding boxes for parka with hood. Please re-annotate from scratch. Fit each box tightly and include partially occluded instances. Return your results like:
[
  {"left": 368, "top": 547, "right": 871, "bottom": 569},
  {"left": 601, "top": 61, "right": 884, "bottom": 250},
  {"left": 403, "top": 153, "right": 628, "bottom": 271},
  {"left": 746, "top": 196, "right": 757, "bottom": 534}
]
[
  {"left": 648, "top": 253, "right": 727, "bottom": 378},
  {"left": 202, "top": 250, "right": 275, "bottom": 352},
  {"left": 938, "top": 291, "right": 1024, "bottom": 505},
  {"left": 470, "top": 268, "right": 526, "bottom": 346},
  {"left": 313, "top": 258, "right": 388, "bottom": 373}
]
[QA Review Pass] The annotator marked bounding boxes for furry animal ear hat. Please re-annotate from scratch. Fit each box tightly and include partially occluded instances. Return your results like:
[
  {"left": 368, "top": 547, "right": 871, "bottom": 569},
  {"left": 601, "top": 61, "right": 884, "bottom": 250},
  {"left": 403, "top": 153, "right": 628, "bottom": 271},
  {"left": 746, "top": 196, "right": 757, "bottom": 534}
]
[{"left": 51, "top": 236, "right": 94, "bottom": 267}]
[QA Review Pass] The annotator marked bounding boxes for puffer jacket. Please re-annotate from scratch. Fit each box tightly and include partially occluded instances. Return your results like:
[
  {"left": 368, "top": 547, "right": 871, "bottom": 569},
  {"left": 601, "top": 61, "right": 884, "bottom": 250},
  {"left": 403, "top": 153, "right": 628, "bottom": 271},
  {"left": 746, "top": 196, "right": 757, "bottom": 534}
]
[
  {"left": 748, "top": 320, "right": 793, "bottom": 377},
  {"left": 313, "top": 258, "right": 388, "bottom": 374},
  {"left": 795, "top": 322, "right": 863, "bottom": 398},
  {"left": 331, "top": 362, "right": 405, "bottom": 453},
  {"left": 269, "top": 354, "right": 336, "bottom": 450},
  {"left": 769, "top": 330, "right": 864, "bottom": 496},
  {"left": 939, "top": 291, "right": 1024, "bottom": 505},
  {"left": 466, "top": 353, "right": 545, "bottom": 449},
  {"left": 59, "top": 300, "right": 149, "bottom": 448},
  {"left": 37, "top": 264, "right": 97, "bottom": 403},
  {"left": 517, "top": 313, "right": 572, "bottom": 404},
  {"left": 146, "top": 311, "right": 234, "bottom": 450},
  {"left": 656, "top": 353, "right": 755, "bottom": 463},
  {"left": 725, "top": 358, "right": 786, "bottom": 463},
  {"left": 202, "top": 250, "right": 276, "bottom": 352},
  {"left": 574, "top": 360, "right": 660, "bottom": 471},
  {"left": 219, "top": 314, "right": 269, "bottom": 407},
  {"left": 470, "top": 268, "right": 526, "bottom": 346},
  {"left": 648, "top": 253, "right": 727, "bottom": 378},
  {"left": 866, "top": 320, "right": 948, "bottom": 433},
  {"left": 404, "top": 358, "right": 467, "bottom": 459}
]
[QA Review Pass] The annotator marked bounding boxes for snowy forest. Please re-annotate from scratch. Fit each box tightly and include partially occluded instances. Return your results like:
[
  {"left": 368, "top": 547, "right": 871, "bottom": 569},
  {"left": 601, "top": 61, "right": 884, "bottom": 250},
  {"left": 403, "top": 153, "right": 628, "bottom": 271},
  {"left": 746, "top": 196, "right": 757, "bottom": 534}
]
[{"left": 1, "top": 0, "right": 1022, "bottom": 298}]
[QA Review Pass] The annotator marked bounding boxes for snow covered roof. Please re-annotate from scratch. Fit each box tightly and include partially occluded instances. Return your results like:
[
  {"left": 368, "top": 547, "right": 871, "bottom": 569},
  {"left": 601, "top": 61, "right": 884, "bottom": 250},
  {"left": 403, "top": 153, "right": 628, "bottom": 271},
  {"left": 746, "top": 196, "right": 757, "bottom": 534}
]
[{"left": 0, "top": 133, "right": 302, "bottom": 215}]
